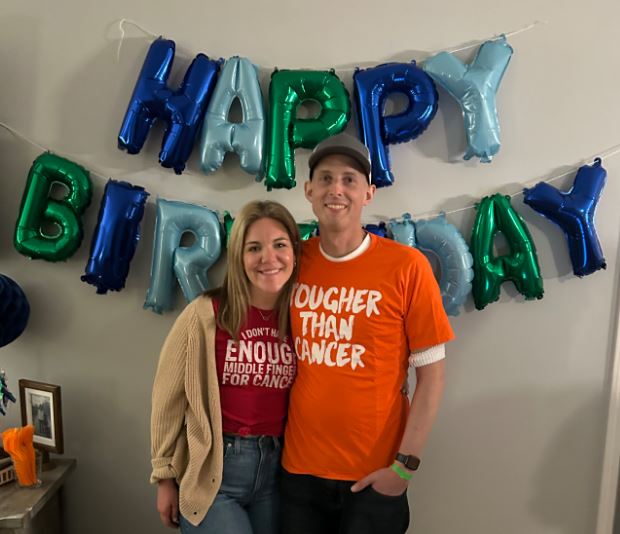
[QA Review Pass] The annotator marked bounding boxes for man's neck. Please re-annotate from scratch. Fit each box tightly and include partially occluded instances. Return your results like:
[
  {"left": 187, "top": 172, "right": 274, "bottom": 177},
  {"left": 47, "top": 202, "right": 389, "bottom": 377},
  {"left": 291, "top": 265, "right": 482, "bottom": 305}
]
[{"left": 318, "top": 226, "right": 367, "bottom": 258}]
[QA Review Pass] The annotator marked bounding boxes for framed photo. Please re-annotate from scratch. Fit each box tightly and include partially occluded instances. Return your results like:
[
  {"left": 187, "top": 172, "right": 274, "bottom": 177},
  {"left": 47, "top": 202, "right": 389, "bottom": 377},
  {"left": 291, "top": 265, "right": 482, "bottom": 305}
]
[{"left": 18, "top": 379, "right": 63, "bottom": 454}]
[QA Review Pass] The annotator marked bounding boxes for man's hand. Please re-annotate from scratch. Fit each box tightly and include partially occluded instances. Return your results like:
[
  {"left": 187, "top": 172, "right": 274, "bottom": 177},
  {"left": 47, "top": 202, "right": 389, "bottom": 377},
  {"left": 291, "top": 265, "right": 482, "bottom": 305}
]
[
  {"left": 350, "top": 466, "right": 410, "bottom": 496},
  {"left": 157, "top": 478, "right": 180, "bottom": 528}
]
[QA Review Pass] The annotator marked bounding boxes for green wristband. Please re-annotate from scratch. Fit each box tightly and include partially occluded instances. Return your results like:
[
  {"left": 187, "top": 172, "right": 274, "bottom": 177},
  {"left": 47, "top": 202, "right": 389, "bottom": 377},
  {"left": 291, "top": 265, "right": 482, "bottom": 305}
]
[{"left": 390, "top": 461, "right": 413, "bottom": 481}]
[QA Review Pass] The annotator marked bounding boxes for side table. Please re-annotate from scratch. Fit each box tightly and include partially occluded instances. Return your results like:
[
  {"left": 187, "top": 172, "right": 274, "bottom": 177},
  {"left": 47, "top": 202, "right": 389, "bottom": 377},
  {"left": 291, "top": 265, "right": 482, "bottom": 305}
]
[{"left": 0, "top": 458, "right": 76, "bottom": 534}]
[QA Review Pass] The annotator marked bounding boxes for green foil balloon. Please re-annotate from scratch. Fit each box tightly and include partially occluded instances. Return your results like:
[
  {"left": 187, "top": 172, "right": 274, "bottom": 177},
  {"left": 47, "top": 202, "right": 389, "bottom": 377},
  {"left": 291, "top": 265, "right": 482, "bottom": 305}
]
[
  {"left": 263, "top": 69, "right": 351, "bottom": 191},
  {"left": 470, "top": 194, "right": 543, "bottom": 310},
  {"left": 223, "top": 211, "right": 234, "bottom": 248},
  {"left": 14, "top": 153, "right": 92, "bottom": 261},
  {"left": 297, "top": 221, "right": 318, "bottom": 240}
]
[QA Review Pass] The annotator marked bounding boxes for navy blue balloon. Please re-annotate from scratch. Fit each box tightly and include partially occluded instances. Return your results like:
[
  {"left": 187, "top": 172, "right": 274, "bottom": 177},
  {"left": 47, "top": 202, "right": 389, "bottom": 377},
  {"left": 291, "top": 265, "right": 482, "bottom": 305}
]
[
  {"left": 0, "top": 274, "right": 30, "bottom": 347},
  {"left": 118, "top": 38, "right": 220, "bottom": 174},
  {"left": 523, "top": 158, "right": 606, "bottom": 277},
  {"left": 364, "top": 222, "right": 387, "bottom": 237},
  {"left": 81, "top": 180, "right": 149, "bottom": 294},
  {"left": 353, "top": 62, "right": 438, "bottom": 188}
]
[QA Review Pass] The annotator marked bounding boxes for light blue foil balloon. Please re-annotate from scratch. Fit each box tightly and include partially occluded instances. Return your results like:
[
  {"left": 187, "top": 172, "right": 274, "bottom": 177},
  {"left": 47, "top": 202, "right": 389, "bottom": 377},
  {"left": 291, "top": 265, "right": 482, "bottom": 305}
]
[
  {"left": 415, "top": 215, "right": 473, "bottom": 316},
  {"left": 144, "top": 199, "right": 222, "bottom": 314},
  {"left": 388, "top": 213, "right": 416, "bottom": 247},
  {"left": 423, "top": 37, "right": 513, "bottom": 163},
  {"left": 199, "top": 57, "right": 265, "bottom": 176}
]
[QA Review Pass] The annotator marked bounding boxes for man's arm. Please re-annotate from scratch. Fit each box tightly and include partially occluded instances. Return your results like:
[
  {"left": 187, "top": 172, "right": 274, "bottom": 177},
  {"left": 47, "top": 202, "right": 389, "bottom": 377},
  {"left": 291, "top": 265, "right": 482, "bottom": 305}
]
[{"left": 351, "top": 359, "right": 445, "bottom": 495}]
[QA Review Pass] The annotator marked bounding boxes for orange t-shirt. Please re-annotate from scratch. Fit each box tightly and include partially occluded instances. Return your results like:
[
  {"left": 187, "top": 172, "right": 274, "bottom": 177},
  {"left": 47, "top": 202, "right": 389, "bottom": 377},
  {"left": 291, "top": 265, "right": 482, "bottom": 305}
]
[{"left": 282, "top": 234, "right": 454, "bottom": 480}]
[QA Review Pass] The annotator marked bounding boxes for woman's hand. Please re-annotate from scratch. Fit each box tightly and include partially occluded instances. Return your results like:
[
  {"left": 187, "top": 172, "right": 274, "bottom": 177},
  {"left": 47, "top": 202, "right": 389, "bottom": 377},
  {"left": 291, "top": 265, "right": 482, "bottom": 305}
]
[{"left": 157, "top": 479, "right": 180, "bottom": 528}]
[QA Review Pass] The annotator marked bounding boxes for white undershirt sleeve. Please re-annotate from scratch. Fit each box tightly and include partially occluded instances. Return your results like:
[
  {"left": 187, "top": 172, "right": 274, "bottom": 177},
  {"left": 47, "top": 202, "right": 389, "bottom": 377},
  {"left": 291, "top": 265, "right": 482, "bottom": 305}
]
[{"left": 409, "top": 344, "right": 446, "bottom": 368}]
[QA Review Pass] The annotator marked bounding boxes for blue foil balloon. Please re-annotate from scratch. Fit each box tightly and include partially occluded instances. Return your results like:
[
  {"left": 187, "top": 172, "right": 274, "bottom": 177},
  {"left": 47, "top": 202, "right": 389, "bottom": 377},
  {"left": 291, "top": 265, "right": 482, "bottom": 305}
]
[
  {"left": 423, "top": 36, "right": 513, "bottom": 163},
  {"left": 364, "top": 221, "right": 387, "bottom": 238},
  {"left": 354, "top": 62, "right": 438, "bottom": 187},
  {"left": 81, "top": 180, "right": 149, "bottom": 294},
  {"left": 0, "top": 274, "right": 30, "bottom": 348},
  {"left": 388, "top": 213, "right": 417, "bottom": 247},
  {"left": 199, "top": 57, "right": 265, "bottom": 176},
  {"left": 118, "top": 38, "right": 220, "bottom": 174},
  {"left": 415, "top": 215, "right": 474, "bottom": 316},
  {"left": 523, "top": 158, "right": 607, "bottom": 277},
  {"left": 145, "top": 199, "right": 222, "bottom": 314}
]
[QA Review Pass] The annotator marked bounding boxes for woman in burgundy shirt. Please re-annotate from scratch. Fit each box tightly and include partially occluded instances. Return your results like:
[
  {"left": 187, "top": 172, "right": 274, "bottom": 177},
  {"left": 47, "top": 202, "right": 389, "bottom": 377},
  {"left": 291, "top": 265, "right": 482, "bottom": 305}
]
[{"left": 152, "top": 200, "right": 300, "bottom": 533}]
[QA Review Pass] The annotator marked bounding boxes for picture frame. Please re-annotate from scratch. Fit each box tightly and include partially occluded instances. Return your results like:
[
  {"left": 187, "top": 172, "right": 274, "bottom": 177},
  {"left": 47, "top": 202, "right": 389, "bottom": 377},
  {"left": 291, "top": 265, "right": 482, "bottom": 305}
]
[{"left": 18, "top": 379, "right": 63, "bottom": 454}]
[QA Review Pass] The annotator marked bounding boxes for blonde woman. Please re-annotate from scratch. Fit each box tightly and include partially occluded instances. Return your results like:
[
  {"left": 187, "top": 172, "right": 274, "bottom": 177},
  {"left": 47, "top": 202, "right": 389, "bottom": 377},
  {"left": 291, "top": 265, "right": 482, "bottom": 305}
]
[{"left": 151, "top": 201, "right": 301, "bottom": 534}]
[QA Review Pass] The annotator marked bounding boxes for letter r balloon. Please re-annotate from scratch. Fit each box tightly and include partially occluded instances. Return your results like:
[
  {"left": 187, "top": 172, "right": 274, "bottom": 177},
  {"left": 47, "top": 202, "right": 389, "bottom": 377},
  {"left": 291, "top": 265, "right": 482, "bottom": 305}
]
[{"left": 144, "top": 199, "right": 222, "bottom": 314}]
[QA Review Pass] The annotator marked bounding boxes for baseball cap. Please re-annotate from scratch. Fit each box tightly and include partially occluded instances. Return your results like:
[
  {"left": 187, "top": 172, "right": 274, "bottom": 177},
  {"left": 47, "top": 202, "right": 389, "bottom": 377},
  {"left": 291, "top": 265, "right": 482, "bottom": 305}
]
[{"left": 308, "top": 133, "right": 372, "bottom": 183}]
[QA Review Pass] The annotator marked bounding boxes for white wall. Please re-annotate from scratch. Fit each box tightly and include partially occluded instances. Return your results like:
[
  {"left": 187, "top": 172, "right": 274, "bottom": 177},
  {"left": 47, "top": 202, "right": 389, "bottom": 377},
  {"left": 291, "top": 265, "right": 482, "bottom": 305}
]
[{"left": 0, "top": 1, "right": 619, "bottom": 533}]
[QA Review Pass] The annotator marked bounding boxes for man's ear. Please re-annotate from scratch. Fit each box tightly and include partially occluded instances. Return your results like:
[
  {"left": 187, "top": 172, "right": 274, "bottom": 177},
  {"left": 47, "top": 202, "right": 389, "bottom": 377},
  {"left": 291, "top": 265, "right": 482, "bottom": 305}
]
[
  {"left": 363, "top": 184, "right": 376, "bottom": 205},
  {"left": 304, "top": 180, "right": 313, "bottom": 202}
]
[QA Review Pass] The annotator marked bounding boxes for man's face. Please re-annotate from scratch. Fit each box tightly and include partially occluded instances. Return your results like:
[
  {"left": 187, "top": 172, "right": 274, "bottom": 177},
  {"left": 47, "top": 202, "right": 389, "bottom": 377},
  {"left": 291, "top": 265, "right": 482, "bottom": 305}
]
[{"left": 304, "top": 154, "right": 375, "bottom": 232}]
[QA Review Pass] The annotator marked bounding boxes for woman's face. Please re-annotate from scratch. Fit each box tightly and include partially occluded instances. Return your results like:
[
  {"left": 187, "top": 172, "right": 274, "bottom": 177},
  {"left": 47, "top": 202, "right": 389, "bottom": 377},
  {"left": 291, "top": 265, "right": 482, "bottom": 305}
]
[{"left": 243, "top": 217, "right": 295, "bottom": 307}]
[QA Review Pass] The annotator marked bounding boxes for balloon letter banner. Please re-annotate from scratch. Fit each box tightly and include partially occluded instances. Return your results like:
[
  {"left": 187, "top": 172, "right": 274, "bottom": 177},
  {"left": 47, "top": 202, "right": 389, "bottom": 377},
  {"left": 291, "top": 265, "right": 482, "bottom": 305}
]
[
  {"left": 354, "top": 62, "right": 438, "bottom": 188},
  {"left": 14, "top": 153, "right": 92, "bottom": 261},
  {"left": 263, "top": 70, "right": 350, "bottom": 190},
  {"left": 470, "top": 194, "right": 543, "bottom": 310},
  {"left": 199, "top": 57, "right": 265, "bottom": 177},
  {"left": 423, "top": 37, "right": 513, "bottom": 163},
  {"left": 523, "top": 158, "right": 606, "bottom": 277},
  {"left": 145, "top": 199, "right": 222, "bottom": 314},
  {"left": 0, "top": 274, "right": 30, "bottom": 348},
  {"left": 415, "top": 215, "right": 473, "bottom": 316},
  {"left": 118, "top": 38, "right": 220, "bottom": 174},
  {"left": 82, "top": 180, "right": 149, "bottom": 294}
]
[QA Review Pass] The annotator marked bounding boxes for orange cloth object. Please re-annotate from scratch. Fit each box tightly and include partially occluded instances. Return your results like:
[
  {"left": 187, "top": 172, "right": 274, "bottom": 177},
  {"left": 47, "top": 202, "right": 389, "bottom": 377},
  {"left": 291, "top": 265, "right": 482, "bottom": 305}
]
[
  {"left": 283, "top": 235, "right": 454, "bottom": 480},
  {"left": 1, "top": 425, "right": 37, "bottom": 486}
]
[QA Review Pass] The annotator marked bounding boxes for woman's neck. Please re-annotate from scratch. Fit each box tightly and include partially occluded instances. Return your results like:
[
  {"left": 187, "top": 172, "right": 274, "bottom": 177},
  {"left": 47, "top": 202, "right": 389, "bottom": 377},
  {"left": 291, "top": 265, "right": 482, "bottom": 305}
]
[{"left": 249, "top": 291, "right": 278, "bottom": 310}]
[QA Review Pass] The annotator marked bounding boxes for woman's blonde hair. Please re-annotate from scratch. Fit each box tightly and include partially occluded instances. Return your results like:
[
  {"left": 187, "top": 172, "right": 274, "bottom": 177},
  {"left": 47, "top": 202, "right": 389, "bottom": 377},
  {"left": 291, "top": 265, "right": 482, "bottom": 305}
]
[{"left": 211, "top": 201, "right": 301, "bottom": 340}]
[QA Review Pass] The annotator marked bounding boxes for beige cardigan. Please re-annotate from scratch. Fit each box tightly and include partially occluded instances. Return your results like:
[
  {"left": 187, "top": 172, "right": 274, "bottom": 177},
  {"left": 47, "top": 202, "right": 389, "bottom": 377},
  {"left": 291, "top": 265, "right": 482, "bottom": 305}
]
[{"left": 150, "top": 294, "right": 223, "bottom": 527}]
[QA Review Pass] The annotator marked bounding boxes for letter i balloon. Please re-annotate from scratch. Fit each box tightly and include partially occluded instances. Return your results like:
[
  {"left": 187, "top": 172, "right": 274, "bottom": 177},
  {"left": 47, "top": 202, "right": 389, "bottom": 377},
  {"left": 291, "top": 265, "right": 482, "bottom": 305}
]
[{"left": 82, "top": 180, "right": 149, "bottom": 294}]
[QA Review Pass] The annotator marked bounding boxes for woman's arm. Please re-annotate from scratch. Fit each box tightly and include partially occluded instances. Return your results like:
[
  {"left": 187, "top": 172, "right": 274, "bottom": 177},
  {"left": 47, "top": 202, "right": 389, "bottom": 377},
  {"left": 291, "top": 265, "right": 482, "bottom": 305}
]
[{"left": 150, "top": 306, "right": 195, "bottom": 483}]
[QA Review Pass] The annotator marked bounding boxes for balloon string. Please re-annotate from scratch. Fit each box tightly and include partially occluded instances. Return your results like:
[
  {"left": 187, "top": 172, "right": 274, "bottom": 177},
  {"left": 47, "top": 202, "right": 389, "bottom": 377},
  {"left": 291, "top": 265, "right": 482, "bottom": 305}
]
[
  {"left": 0, "top": 121, "right": 47, "bottom": 153},
  {"left": 112, "top": 18, "right": 545, "bottom": 72},
  {"left": 0, "top": 121, "right": 111, "bottom": 182},
  {"left": 441, "top": 20, "right": 547, "bottom": 55},
  {"left": 116, "top": 18, "right": 159, "bottom": 63},
  {"left": 410, "top": 142, "right": 620, "bottom": 221}
]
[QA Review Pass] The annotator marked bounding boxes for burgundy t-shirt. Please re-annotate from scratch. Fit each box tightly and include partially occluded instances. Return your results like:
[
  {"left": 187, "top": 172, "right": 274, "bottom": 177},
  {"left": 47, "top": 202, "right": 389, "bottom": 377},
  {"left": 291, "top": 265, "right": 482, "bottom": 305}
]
[{"left": 213, "top": 300, "right": 296, "bottom": 436}]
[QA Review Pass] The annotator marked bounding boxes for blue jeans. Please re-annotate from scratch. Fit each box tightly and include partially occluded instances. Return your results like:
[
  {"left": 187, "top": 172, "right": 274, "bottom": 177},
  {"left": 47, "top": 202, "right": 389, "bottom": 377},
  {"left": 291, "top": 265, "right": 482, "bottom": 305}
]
[{"left": 180, "top": 434, "right": 281, "bottom": 534}]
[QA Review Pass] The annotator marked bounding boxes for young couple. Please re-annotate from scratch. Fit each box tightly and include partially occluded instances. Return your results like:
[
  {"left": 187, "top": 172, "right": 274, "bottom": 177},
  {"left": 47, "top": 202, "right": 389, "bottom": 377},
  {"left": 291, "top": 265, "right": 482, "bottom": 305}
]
[{"left": 150, "top": 133, "right": 454, "bottom": 534}]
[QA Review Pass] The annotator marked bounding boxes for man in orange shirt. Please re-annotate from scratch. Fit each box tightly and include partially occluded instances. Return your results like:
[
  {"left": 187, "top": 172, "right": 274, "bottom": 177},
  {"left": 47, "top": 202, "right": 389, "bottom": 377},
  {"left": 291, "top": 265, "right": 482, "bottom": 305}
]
[{"left": 281, "top": 133, "right": 454, "bottom": 534}]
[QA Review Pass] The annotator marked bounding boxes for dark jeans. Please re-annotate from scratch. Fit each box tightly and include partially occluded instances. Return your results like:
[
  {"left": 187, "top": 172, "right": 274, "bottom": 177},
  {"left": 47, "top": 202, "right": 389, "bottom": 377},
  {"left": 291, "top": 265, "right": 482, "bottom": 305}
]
[
  {"left": 280, "top": 469, "right": 410, "bottom": 534},
  {"left": 180, "top": 435, "right": 281, "bottom": 534}
]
